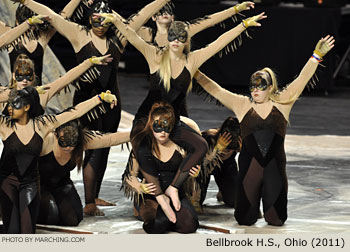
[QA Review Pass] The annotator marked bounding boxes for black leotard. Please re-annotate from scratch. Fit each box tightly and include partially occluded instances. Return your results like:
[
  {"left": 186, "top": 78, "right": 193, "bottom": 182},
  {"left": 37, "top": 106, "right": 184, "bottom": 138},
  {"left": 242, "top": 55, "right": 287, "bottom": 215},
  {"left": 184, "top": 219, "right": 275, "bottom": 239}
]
[
  {"left": 234, "top": 106, "right": 288, "bottom": 226},
  {"left": 74, "top": 40, "right": 122, "bottom": 203},
  {"left": 37, "top": 151, "right": 82, "bottom": 226},
  {"left": 0, "top": 131, "right": 42, "bottom": 233},
  {"left": 133, "top": 67, "right": 208, "bottom": 193},
  {"left": 138, "top": 150, "right": 198, "bottom": 234},
  {"left": 135, "top": 67, "right": 190, "bottom": 122}
]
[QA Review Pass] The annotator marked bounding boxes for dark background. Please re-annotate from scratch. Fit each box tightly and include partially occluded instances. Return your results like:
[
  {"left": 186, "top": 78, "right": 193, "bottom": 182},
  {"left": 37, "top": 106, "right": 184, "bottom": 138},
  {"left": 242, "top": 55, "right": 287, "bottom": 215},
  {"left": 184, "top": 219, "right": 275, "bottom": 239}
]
[{"left": 37, "top": 0, "right": 350, "bottom": 94}]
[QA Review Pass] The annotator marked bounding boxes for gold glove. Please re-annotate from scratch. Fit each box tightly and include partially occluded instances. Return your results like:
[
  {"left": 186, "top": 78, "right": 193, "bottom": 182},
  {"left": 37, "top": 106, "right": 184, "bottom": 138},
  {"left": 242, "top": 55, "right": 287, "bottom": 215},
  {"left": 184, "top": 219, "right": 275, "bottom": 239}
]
[
  {"left": 242, "top": 13, "right": 263, "bottom": 28},
  {"left": 314, "top": 38, "right": 332, "bottom": 58},
  {"left": 89, "top": 56, "right": 105, "bottom": 65},
  {"left": 99, "top": 90, "right": 116, "bottom": 103},
  {"left": 234, "top": 1, "right": 252, "bottom": 13},
  {"left": 35, "top": 85, "right": 50, "bottom": 94},
  {"left": 10, "top": 0, "right": 25, "bottom": 4},
  {"left": 214, "top": 133, "right": 232, "bottom": 152},
  {"left": 97, "top": 13, "right": 116, "bottom": 25},
  {"left": 140, "top": 179, "right": 151, "bottom": 194},
  {"left": 27, "top": 15, "right": 45, "bottom": 25}
]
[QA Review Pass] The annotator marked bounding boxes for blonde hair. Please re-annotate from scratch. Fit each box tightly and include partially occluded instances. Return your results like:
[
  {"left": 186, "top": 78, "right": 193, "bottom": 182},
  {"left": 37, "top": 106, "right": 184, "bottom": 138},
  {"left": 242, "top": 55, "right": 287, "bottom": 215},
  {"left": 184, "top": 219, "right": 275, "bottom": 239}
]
[
  {"left": 158, "top": 21, "right": 192, "bottom": 94},
  {"left": 258, "top": 67, "right": 298, "bottom": 104}
]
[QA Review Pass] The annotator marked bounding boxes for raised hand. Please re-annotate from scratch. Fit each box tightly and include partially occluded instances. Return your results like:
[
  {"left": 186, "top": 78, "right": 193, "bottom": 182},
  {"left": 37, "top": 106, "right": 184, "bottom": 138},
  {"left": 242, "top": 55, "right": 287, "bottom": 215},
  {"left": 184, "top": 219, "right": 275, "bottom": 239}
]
[
  {"left": 234, "top": 1, "right": 255, "bottom": 13},
  {"left": 242, "top": 12, "right": 267, "bottom": 28},
  {"left": 89, "top": 54, "right": 113, "bottom": 65},
  {"left": 27, "top": 14, "right": 50, "bottom": 26},
  {"left": 313, "top": 35, "right": 335, "bottom": 60},
  {"left": 99, "top": 90, "right": 117, "bottom": 108},
  {"left": 189, "top": 165, "right": 201, "bottom": 178},
  {"left": 92, "top": 13, "right": 117, "bottom": 25},
  {"left": 214, "top": 131, "right": 232, "bottom": 153},
  {"left": 35, "top": 85, "right": 50, "bottom": 94}
]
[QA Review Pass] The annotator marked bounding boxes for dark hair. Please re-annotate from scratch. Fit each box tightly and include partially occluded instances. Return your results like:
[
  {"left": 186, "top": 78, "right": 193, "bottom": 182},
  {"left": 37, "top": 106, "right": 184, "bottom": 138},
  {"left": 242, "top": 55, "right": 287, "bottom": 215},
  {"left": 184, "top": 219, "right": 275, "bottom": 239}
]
[
  {"left": 16, "top": 4, "right": 50, "bottom": 30},
  {"left": 8, "top": 86, "right": 44, "bottom": 118},
  {"left": 203, "top": 117, "right": 241, "bottom": 151},
  {"left": 84, "top": 0, "right": 112, "bottom": 28},
  {"left": 55, "top": 119, "right": 84, "bottom": 172},
  {"left": 16, "top": 4, "right": 33, "bottom": 23},
  {"left": 216, "top": 117, "right": 241, "bottom": 150},
  {"left": 80, "top": 0, "right": 124, "bottom": 50},
  {"left": 131, "top": 102, "right": 175, "bottom": 159},
  {"left": 149, "top": 3, "right": 175, "bottom": 43}
]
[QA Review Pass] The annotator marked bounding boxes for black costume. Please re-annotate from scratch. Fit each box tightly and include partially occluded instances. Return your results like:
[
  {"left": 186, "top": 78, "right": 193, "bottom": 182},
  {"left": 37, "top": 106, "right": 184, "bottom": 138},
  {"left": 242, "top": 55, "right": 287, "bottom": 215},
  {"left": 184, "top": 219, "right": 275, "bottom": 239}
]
[
  {"left": 37, "top": 152, "right": 83, "bottom": 226},
  {"left": 75, "top": 42, "right": 121, "bottom": 204},
  {"left": 234, "top": 107, "right": 288, "bottom": 226},
  {"left": 199, "top": 130, "right": 238, "bottom": 208},
  {"left": 132, "top": 68, "right": 208, "bottom": 193},
  {"left": 137, "top": 150, "right": 198, "bottom": 234},
  {"left": 0, "top": 132, "right": 42, "bottom": 233}
]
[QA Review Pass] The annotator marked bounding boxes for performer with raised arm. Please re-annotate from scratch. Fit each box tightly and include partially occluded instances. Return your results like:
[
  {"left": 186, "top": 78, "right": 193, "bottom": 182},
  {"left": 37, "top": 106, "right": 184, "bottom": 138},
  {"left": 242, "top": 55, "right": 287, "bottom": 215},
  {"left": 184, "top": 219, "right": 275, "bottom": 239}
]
[
  {"left": 0, "top": 86, "right": 117, "bottom": 233},
  {"left": 194, "top": 35, "right": 335, "bottom": 226},
  {"left": 2, "top": 0, "right": 89, "bottom": 85},
  {"left": 1, "top": 54, "right": 112, "bottom": 115},
  {"left": 0, "top": 14, "right": 48, "bottom": 51},
  {"left": 17, "top": 0, "right": 172, "bottom": 215},
  {"left": 38, "top": 120, "right": 129, "bottom": 225},
  {"left": 96, "top": 10, "right": 266, "bottom": 212}
]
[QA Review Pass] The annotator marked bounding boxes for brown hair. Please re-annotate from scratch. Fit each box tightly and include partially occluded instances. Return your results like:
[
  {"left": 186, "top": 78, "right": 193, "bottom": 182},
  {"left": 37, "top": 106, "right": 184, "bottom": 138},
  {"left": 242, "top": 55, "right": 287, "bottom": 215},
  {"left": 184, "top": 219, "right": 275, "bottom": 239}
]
[
  {"left": 11, "top": 54, "right": 35, "bottom": 89},
  {"left": 131, "top": 102, "right": 175, "bottom": 159},
  {"left": 55, "top": 120, "right": 84, "bottom": 172}
]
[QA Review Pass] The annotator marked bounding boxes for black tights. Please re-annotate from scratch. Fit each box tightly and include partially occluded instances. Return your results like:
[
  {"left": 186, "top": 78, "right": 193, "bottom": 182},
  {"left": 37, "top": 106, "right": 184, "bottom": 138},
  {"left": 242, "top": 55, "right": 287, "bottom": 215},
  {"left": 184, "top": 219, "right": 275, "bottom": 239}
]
[
  {"left": 37, "top": 183, "right": 83, "bottom": 226},
  {"left": 200, "top": 155, "right": 238, "bottom": 208},
  {"left": 0, "top": 176, "right": 40, "bottom": 234},
  {"left": 141, "top": 197, "right": 198, "bottom": 234},
  {"left": 83, "top": 148, "right": 110, "bottom": 204}
]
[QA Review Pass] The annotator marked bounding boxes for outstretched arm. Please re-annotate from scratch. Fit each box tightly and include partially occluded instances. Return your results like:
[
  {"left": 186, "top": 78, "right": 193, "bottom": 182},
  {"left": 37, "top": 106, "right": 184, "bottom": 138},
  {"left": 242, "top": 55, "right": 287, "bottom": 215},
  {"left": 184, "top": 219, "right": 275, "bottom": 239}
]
[
  {"left": 0, "top": 87, "right": 11, "bottom": 103},
  {"left": 0, "top": 21, "right": 11, "bottom": 35},
  {"left": 40, "top": 0, "right": 83, "bottom": 47},
  {"left": 278, "top": 35, "right": 335, "bottom": 101},
  {"left": 96, "top": 13, "right": 157, "bottom": 67},
  {"left": 127, "top": 0, "right": 170, "bottom": 31},
  {"left": 188, "top": 13, "right": 266, "bottom": 72},
  {"left": 188, "top": 1, "right": 254, "bottom": 37},
  {"left": 40, "top": 91, "right": 117, "bottom": 135},
  {"left": 39, "top": 55, "right": 112, "bottom": 107},
  {"left": 84, "top": 131, "right": 130, "bottom": 150},
  {"left": 22, "top": 0, "right": 84, "bottom": 51},
  {"left": 194, "top": 71, "right": 250, "bottom": 121},
  {"left": 0, "top": 21, "right": 29, "bottom": 49}
]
